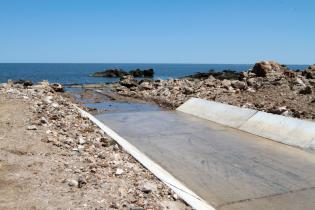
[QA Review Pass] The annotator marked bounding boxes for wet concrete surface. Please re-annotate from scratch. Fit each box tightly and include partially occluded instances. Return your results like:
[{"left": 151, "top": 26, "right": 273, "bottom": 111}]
[
  {"left": 97, "top": 111, "right": 315, "bottom": 210},
  {"left": 66, "top": 87, "right": 161, "bottom": 113}
]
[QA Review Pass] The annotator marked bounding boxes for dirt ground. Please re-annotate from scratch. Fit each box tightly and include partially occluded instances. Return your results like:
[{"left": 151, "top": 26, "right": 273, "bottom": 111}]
[{"left": 0, "top": 84, "right": 191, "bottom": 210}]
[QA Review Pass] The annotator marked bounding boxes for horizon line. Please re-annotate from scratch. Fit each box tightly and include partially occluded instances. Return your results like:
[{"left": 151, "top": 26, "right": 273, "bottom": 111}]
[{"left": 0, "top": 62, "right": 310, "bottom": 66}]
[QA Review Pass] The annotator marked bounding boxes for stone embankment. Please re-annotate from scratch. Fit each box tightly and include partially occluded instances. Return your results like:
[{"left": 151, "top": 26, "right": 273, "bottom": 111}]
[
  {"left": 113, "top": 61, "right": 315, "bottom": 120},
  {"left": 0, "top": 80, "right": 191, "bottom": 210}
]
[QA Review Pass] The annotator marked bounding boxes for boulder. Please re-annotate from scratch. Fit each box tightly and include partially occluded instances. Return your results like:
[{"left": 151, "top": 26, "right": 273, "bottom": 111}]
[
  {"left": 221, "top": 79, "right": 232, "bottom": 88},
  {"left": 303, "top": 65, "right": 315, "bottom": 79},
  {"left": 299, "top": 86, "right": 312, "bottom": 95},
  {"left": 251, "top": 61, "right": 286, "bottom": 77},
  {"left": 231, "top": 80, "right": 247, "bottom": 90},
  {"left": 119, "top": 76, "right": 138, "bottom": 88},
  {"left": 50, "top": 83, "right": 64, "bottom": 92},
  {"left": 139, "top": 81, "right": 153, "bottom": 90}
]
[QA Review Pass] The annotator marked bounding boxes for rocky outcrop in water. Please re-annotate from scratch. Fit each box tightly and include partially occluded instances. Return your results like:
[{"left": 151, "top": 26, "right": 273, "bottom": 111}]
[
  {"left": 92, "top": 69, "right": 129, "bottom": 78},
  {"left": 91, "top": 68, "right": 155, "bottom": 78},
  {"left": 184, "top": 70, "right": 240, "bottom": 80},
  {"left": 13, "top": 79, "right": 33, "bottom": 87}
]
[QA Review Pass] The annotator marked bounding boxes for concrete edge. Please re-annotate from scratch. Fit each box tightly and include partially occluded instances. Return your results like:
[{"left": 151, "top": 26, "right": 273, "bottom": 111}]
[
  {"left": 239, "top": 111, "right": 315, "bottom": 150},
  {"left": 177, "top": 97, "right": 315, "bottom": 150},
  {"left": 76, "top": 107, "right": 215, "bottom": 210},
  {"left": 177, "top": 98, "right": 258, "bottom": 128}
]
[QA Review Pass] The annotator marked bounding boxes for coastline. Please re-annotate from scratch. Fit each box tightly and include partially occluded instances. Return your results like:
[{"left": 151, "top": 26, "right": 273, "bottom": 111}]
[{"left": 0, "top": 81, "right": 191, "bottom": 210}]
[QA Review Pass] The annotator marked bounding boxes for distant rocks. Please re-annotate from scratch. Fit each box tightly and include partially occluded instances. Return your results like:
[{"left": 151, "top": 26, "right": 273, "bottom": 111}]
[
  {"left": 92, "top": 69, "right": 129, "bottom": 78},
  {"left": 13, "top": 80, "right": 33, "bottom": 87},
  {"left": 185, "top": 70, "right": 240, "bottom": 80},
  {"left": 91, "top": 68, "right": 155, "bottom": 78},
  {"left": 130, "top": 68, "right": 154, "bottom": 77}
]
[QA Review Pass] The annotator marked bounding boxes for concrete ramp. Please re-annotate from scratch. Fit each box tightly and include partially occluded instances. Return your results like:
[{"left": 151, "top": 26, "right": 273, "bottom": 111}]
[
  {"left": 96, "top": 110, "right": 315, "bottom": 210},
  {"left": 177, "top": 98, "right": 315, "bottom": 150}
]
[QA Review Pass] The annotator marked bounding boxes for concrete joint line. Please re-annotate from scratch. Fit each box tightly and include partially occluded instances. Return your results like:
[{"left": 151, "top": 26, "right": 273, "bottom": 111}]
[
  {"left": 76, "top": 106, "right": 215, "bottom": 210},
  {"left": 216, "top": 186, "right": 315, "bottom": 209}
]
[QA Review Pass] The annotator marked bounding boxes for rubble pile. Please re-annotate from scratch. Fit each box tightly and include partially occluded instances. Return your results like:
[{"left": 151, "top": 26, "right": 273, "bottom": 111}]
[
  {"left": 0, "top": 80, "right": 191, "bottom": 210},
  {"left": 113, "top": 61, "right": 315, "bottom": 120}
]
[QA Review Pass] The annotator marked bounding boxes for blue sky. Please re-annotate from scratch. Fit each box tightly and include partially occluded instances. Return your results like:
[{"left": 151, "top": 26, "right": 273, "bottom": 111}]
[{"left": 0, "top": 0, "right": 314, "bottom": 64}]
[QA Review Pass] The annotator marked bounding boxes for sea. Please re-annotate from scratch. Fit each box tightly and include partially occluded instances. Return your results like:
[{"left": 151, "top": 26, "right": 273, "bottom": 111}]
[{"left": 0, "top": 63, "right": 308, "bottom": 85}]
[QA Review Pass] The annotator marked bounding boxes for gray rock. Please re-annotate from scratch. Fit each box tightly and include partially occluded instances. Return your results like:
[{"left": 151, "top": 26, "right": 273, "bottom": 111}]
[
  {"left": 43, "top": 96, "right": 53, "bottom": 104},
  {"left": 119, "top": 76, "right": 138, "bottom": 88},
  {"left": 78, "top": 177, "right": 87, "bottom": 188},
  {"left": 221, "top": 79, "right": 231, "bottom": 88},
  {"left": 68, "top": 179, "right": 79, "bottom": 187},
  {"left": 141, "top": 182, "right": 157, "bottom": 194},
  {"left": 299, "top": 86, "right": 312, "bottom": 95},
  {"left": 139, "top": 82, "right": 153, "bottom": 90},
  {"left": 231, "top": 80, "right": 247, "bottom": 90}
]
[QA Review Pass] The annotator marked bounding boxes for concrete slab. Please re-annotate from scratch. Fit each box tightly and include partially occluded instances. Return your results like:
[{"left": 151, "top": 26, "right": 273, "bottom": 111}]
[{"left": 97, "top": 111, "right": 315, "bottom": 210}]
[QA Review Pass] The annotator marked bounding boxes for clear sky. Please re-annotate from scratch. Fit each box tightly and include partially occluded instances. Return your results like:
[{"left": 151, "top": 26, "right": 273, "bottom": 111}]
[{"left": 0, "top": 0, "right": 314, "bottom": 64}]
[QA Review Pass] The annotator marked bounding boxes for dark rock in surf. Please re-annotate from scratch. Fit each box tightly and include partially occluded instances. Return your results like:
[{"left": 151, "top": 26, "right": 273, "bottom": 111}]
[
  {"left": 50, "top": 83, "right": 64, "bottom": 92},
  {"left": 185, "top": 70, "right": 240, "bottom": 80},
  {"left": 91, "top": 69, "right": 129, "bottom": 78},
  {"left": 13, "top": 80, "right": 33, "bottom": 87},
  {"left": 143, "top": 69, "right": 154, "bottom": 77},
  {"left": 92, "top": 68, "right": 154, "bottom": 78}
]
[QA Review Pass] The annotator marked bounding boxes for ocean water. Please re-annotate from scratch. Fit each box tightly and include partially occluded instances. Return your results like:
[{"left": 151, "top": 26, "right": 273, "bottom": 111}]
[{"left": 0, "top": 63, "right": 308, "bottom": 85}]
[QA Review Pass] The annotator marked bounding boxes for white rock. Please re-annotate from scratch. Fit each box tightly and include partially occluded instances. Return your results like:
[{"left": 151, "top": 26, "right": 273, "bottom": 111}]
[
  {"left": 27, "top": 125, "right": 37, "bottom": 130},
  {"left": 68, "top": 179, "right": 79, "bottom": 187},
  {"left": 78, "top": 145, "right": 85, "bottom": 151},
  {"left": 51, "top": 102, "right": 59, "bottom": 108},
  {"left": 115, "top": 168, "right": 124, "bottom": 175},
  {"left": 43, "top": 96, "right": 53, "bottom": 104},
  {"left": 79, "top": 137, "right": 86, "bottom": 145}
]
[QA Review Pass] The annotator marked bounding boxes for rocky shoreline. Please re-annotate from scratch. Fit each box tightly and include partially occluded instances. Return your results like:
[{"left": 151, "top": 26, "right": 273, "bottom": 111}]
[
  {"left": 113, "top": 61, "right": 315, "bottom": 120},
  {"left": 0, "top": 81, "right": 191, "bottom": 209}
]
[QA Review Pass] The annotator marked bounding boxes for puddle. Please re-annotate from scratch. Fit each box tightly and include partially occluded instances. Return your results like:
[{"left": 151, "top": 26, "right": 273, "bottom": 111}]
[{"left": 66, "top": 87, "right": 161, "bottom": 113}]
